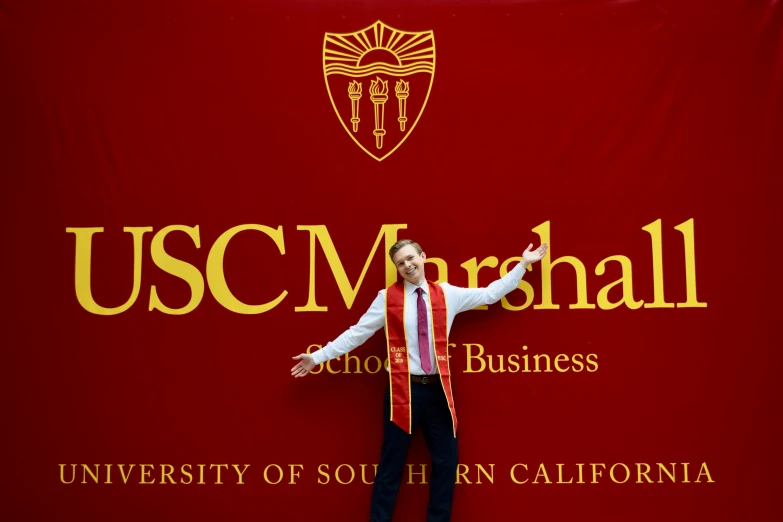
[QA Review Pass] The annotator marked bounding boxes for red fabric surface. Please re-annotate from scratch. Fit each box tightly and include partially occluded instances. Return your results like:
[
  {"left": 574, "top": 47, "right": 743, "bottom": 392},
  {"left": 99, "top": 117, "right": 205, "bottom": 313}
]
[{"left": 2, "top": 0, "right": 781, "bottom": 520}]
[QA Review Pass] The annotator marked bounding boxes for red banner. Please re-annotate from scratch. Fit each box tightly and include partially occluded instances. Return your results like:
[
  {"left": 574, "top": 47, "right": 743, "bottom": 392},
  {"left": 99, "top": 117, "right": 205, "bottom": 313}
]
[{"left": 3, "top": 0, "right": 781, "bottom": 520}]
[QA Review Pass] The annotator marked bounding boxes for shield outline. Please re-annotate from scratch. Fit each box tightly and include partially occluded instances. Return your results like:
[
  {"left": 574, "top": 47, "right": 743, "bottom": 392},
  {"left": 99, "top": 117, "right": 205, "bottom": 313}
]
[{"left": 323, "top": 21, "right": 436, "bottom": 162}]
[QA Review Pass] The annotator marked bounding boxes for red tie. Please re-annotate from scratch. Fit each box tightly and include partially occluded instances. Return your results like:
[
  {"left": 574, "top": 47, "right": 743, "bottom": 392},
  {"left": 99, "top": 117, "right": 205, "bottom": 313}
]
[{"left": 416, "top": 288, "right": 432, "bottom": 374}]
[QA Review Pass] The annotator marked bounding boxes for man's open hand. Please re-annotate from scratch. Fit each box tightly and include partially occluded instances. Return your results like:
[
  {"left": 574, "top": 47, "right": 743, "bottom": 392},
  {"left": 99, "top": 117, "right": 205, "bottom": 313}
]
[
  {"left": 291, "top": 353, "right": 316, "bottom": 378},
  {"left": 522, "top": 242, "right": 548, "bottom": 268}
]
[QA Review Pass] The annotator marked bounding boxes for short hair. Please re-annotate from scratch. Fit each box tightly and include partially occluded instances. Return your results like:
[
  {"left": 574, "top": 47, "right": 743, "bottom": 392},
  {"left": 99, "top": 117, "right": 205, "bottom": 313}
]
[{"left": 389, "top": 239, "right": 423, "bottom": 260}]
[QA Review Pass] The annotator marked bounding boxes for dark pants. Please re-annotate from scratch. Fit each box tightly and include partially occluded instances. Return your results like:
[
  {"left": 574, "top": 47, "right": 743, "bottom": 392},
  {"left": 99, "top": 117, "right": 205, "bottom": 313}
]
[{"left": 369, "top": 380, "right": 459, "bottom": 522}]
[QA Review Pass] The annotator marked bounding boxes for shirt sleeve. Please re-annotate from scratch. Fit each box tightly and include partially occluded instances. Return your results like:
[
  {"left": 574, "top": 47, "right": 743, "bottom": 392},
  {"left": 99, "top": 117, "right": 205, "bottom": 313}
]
[
  {"left": 310, "top": 291, "right": 386, "bottom": 365},
  {"left": 445, "top": 263, "right": 526, "bottom": 315}
]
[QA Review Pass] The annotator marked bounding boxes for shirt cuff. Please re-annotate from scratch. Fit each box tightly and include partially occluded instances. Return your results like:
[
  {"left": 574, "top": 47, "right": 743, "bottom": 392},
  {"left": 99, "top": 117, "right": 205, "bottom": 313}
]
[{"left": 311, "top": 347, "right": 329, "bottom": 366}]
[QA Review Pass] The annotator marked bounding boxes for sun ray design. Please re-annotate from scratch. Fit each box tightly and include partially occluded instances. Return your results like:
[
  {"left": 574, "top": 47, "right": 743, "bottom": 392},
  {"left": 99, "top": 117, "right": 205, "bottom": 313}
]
[
  {"left": 385, "top": 31, "right": 404, "bottom": 50},
  {"left": 352, "top": 33, "right": 369, "bottom": 51},
  {"left": 395, "top": 33, "right": 430, "bottom": 54},
  {"left": 359, "top": 31, "right": 373, "bottom": 52},
  {"left": 325, "top": 36, "right": 363, "bottom": 56},
  {"left": 324, "top": 21, "right": 435, "bottom": 77}
]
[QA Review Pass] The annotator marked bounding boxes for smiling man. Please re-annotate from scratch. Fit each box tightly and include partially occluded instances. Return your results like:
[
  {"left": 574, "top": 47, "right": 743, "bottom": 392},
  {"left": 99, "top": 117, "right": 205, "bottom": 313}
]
[{"left": 291, "top": 239, "right": 547, "bottom": 522}]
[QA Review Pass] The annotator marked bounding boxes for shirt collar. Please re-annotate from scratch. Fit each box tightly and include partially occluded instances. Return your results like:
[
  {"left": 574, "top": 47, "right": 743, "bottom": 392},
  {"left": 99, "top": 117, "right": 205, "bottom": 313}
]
[{"left": 404, "top": 279, "right": 429, "bottom": 296}]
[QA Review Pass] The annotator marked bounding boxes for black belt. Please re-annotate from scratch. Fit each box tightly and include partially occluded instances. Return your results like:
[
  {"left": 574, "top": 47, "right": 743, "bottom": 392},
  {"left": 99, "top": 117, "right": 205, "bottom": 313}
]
[{"left": 410, "top": 374, "right": 439, "bottom": 384}]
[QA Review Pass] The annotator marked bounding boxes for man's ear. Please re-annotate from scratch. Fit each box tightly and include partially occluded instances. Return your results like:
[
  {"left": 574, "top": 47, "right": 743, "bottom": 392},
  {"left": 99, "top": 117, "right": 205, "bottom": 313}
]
[{"left": 420, "top": 251, "right": 426, "bottom": 260}]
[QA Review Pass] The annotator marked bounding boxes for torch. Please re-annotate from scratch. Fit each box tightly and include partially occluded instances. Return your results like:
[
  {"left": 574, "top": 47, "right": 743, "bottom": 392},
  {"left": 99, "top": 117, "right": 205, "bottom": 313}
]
[
  {"left": 395, "top": 79, "right": 409, "bottom": 131},
  {"left": 370, "top": 77, "right": 388, "bottom": 149},
  {"left": 348, "top": 80, "right": 362, "bottom": 132}
]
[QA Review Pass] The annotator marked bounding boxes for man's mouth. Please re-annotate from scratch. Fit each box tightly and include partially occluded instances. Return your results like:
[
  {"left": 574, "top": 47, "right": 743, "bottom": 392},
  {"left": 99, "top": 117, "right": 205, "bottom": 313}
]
[{"left": 406, "top": 267, "right": 416, "bottom": 275}]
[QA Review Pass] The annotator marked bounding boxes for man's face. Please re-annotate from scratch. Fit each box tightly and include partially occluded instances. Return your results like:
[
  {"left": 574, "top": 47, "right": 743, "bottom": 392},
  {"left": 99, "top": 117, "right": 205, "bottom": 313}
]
[{"left": 392, "top": 245, "right": 426, "bottom": 285}]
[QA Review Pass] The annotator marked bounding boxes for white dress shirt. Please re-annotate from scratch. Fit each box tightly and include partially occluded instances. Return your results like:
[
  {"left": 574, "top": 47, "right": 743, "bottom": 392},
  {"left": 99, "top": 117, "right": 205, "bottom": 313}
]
[{"left": 311, "top": 263, "right": 526, "bottom": 374}]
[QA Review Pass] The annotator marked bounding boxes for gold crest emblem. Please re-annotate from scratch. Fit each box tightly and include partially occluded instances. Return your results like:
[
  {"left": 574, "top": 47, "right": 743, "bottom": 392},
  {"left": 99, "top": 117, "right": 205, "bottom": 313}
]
[{"left": 323, "top": 21, "right": 435, "bottom": 161}]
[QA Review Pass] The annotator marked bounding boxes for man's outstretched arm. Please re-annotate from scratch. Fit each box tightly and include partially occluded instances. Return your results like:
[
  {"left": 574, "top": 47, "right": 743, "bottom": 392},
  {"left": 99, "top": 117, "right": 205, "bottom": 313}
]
[
  {"left": 448, "top": 242, "right": 548, "bottom": 314},
  {"left": 291, "top": 292, "right": 386, "bottom": 378}
]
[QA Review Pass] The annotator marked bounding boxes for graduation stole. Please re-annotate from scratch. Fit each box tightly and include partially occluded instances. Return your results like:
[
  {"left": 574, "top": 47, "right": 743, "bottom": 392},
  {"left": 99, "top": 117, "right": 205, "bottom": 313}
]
[{"left": 384, "top": 281, "right": 458, "bottom": 437}]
